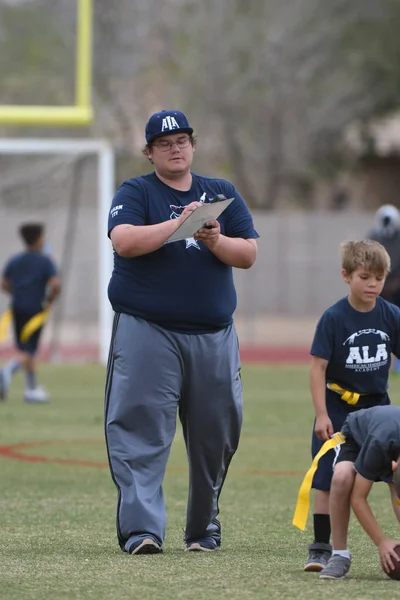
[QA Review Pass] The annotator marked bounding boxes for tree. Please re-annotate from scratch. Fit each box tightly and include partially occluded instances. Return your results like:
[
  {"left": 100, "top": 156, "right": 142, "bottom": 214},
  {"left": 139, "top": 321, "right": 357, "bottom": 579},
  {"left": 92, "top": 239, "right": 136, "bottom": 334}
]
[{"left": 1, "top": 0, "right": 400, "bottom": 207}]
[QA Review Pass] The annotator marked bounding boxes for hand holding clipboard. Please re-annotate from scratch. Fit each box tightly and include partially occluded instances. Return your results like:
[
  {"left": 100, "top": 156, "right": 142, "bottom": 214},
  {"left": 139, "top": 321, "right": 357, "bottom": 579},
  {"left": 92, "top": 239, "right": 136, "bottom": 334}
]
[{"left": 165, "top": 195, "right": 234, "bottom": 244}]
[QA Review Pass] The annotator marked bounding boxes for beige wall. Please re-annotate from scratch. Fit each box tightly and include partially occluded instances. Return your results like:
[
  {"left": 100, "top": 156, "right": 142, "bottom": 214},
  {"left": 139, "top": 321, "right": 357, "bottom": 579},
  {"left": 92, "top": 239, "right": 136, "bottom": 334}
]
[
  {"left": 235, "top": 210, "right": 376, "bottom": 314},
  {"left": 0, "top": 205, "right": 378, "bottom": 348}
]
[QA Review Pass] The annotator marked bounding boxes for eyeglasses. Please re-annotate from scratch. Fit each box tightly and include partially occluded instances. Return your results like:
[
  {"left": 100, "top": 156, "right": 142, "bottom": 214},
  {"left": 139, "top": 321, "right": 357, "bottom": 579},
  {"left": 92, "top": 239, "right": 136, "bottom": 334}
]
[{"left": 152, "top": 136, "right": 191, "bottom": 152}]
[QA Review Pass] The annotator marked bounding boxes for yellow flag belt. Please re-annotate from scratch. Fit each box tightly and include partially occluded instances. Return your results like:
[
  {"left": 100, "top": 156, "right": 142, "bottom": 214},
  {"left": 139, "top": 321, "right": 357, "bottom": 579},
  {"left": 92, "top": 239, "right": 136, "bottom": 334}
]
[
  {"left": 0, "top": 308, "right": 12, "bottom": 342},
  {"left": 292, "top": 431, "right": 345, "bottom": 531},
  {"left": 328, "top": 383, "right": 368, "bottom": 406},
  {"left": 20, "top": 310, "right": 49, "bottom": 342},
  {"left": 0, "top": 308, "right": 49, "bottom": 343}
]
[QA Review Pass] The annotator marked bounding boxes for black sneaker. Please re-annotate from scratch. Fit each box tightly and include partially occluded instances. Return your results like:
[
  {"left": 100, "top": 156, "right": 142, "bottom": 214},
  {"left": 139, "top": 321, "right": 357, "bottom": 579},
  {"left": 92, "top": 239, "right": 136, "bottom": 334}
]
[
  {"left": 185, "top": 538, "right": 218, "bottom": 552},
  {"left": 129, "top": 538, "right": 162, "bottom": 555},
  {"left": 304, "top": 542, "right": 332, "bottom": 572}
]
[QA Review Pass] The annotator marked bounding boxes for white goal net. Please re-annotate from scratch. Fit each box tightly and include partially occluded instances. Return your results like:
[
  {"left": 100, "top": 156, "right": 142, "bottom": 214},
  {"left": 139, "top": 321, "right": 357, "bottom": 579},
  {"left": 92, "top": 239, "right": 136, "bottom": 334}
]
[{"left": 0, "top": 139, "right": 114, "bottom": 365}]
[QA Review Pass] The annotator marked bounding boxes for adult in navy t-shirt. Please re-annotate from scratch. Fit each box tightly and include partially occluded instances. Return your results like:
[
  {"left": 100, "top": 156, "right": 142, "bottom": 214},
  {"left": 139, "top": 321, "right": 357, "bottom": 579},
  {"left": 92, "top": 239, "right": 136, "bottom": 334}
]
[
  {"left": 108, "top": 172, "right": 258, "bottom": 332},
  {"left": 105, "top": 109, "right": 259, "bottom": 555}
]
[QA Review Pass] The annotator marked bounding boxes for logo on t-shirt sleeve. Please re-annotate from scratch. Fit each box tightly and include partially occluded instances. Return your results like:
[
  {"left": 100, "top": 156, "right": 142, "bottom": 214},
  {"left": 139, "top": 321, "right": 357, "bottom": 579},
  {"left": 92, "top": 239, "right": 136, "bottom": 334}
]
[{"left": 110, "top": 205, "right": 123, "bottom": 218}]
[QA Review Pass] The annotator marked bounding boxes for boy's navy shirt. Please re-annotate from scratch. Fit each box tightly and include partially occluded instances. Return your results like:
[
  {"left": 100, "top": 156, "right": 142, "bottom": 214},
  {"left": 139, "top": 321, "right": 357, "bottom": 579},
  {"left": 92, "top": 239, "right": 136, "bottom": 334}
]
[
  {"left": 342, "top": 405, "right": 400, "bottom": 481},
  {"left": 3, "top": 250, "right": 57, "bottom": 315},
  {"left": 107, "top": 172, "right": 259, "bottom": 333},
  {"left": 311, "top": 296, "right": 400, "bottom": 397}
]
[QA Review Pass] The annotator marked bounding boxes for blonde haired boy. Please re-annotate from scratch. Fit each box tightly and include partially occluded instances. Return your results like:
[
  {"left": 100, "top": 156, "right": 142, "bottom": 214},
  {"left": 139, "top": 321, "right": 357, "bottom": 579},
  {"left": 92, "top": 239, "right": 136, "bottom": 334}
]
[{"left": 304, "top": 240, "right": 400, "bottom": 577}]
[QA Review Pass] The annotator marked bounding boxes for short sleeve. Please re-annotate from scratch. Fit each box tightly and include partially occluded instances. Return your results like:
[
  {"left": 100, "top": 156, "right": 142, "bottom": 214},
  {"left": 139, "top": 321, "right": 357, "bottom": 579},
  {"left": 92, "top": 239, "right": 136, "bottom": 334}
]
[
  {"left": 2, "top": 258, "right": 12, "bottom": 279},
  {"left": 354, "top": 436, "right": 389, "bottom": 481},
  {"left": 390, "top": 304, "right": 400, "bottom": 358},
  {"left": 45, "top": 257, "right": 57, "bottom": 279},
  {"left": 108, "top": 180, "right": 147, "bottom": 237},
  {"left": 310, "top": 311, "right": 335, "bottom": 361},
  {"left": 219, "top": 181, "right": 259, "bottom": 240}
]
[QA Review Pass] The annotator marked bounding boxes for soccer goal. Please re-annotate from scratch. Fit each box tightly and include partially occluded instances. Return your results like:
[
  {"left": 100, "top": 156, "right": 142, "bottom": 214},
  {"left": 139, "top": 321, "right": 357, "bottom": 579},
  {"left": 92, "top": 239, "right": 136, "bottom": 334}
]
[{"left": 0, "top": 138, "right": 115, "bottom": 365}]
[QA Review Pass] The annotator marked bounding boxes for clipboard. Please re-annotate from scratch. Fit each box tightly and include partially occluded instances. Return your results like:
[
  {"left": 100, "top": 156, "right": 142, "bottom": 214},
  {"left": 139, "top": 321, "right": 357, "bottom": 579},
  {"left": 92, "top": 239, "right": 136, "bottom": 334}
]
[{"left": 165, "top": 197, "right": 234, "bottom": 244}]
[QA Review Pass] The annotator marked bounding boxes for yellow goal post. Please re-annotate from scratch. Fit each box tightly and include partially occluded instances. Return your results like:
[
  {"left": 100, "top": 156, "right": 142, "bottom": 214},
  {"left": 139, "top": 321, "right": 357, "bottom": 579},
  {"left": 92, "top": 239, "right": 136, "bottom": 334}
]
[{"left": 0, "top": 0, "right": 93, "bottom": 126}]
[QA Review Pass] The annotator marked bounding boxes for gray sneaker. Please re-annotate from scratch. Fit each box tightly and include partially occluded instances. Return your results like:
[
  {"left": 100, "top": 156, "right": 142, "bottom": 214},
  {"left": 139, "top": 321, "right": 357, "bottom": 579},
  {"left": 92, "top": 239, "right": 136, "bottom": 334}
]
[
  {"left": 320, "top": 554, "right": 351, "bottom": 580},
  {"left": 304, "top": 542, "right": 332, "bottom": 572}
]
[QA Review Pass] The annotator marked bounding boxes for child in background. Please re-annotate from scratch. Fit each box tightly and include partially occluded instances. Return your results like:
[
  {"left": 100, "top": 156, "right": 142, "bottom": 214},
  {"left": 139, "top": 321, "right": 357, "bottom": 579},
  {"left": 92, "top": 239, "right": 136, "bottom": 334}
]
[
  {"left": 367, "top": 205, "right": 400, "bottom": 373},
  {"left": 0, "top": 223, "right": 60, "bottom": 403}
]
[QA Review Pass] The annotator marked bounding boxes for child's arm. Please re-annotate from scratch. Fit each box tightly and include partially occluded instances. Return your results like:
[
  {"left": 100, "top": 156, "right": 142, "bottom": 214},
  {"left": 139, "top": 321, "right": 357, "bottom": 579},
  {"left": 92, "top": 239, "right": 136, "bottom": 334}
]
[
  {"left": 351, "top": 474, "right": 400, "bottom": 572},
  {"left": 1, "top": 277, "right": 10, "bottom": 294},
  {"left": 46, "top": 275, "right": 61, "bottom": 306},
  {"left": 309, "top": 356, "right": 333, "bottom": 441},
  {"left": 389, "top": 483, "right": 400, "bottom": 524}
]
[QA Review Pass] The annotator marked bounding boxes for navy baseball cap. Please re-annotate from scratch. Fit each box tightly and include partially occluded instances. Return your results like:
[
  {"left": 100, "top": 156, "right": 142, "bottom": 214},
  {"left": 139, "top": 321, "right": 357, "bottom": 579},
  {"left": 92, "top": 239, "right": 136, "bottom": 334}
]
[{"left": 145, "top": 110, "right": 193, "bottom": 144}]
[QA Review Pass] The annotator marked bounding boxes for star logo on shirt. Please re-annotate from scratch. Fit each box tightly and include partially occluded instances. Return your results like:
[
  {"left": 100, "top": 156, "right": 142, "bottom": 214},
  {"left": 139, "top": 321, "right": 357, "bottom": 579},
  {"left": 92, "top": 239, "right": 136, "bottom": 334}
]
[
  {"left": 169, "top": 192, "right": 211, "bottom": 251},
  {"left": 185, "top": 237, "right": 200, "bottom": 249}
]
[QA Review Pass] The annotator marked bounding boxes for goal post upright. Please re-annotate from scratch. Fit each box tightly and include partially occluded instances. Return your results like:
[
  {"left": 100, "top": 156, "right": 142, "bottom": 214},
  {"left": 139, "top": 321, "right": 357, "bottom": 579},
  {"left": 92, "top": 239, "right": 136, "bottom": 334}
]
[
  {"left": 0, "top": 0, "right": 93, "bottom": 126},
  {"left": 0, "top": 0, "right": 115, "bottom": 364},
  {"left": 76, "top": 0, "right": 92, "bottom": 110},
  {"left": 97, "top": 144, "right": 115, "bottom": 366},
  {"left": 0, "top": 138, "right": 115, "bottom": 365}
]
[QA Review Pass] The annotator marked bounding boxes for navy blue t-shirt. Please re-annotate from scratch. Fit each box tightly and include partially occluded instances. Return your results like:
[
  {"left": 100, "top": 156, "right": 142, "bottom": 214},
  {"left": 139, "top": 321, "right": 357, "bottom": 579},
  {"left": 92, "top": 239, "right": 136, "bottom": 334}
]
[
  {"left": 311, "top": 296, "right": 400, "bottom": 395},
  {"left": 107, "top": 172, "right": 259, "bottom": 333},
  {"left": 342, "top": 406, "right": 400, "bottom": 481},
  {"left": 3, "top": 251, "right": 57, "bottom": 315}
]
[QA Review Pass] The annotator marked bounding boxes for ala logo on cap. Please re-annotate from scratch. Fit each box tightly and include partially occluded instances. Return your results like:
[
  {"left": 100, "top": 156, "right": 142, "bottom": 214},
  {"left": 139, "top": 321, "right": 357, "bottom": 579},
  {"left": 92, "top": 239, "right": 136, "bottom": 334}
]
[{"left": 161, "top": 115, "right": 179, "bottom": 132}]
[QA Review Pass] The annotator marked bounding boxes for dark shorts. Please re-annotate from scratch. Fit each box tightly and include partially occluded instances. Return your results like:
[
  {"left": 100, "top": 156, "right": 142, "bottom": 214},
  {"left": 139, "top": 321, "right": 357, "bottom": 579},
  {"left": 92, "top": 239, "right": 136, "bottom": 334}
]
[
  {"left": 13, "top": 312, "right": 43, "bottom": 355},
  {"left": 335, "top": 435, "right": 360, "bottom": 464},
  {"left": 335, "top": 433, "right": 392, "bottom": 484},
  {"left": 311, "top": 388, "right": 390, "bottom": 491}
]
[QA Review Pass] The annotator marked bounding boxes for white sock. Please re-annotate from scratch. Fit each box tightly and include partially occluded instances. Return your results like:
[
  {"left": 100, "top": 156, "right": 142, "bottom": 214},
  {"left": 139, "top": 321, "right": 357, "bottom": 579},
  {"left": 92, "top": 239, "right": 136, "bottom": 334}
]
[
  {"left": 4, "top": 358, "right": 20, "bottom": 380},
  {"left": 332, "top": 550, "right": 351, "bottom": 560}
]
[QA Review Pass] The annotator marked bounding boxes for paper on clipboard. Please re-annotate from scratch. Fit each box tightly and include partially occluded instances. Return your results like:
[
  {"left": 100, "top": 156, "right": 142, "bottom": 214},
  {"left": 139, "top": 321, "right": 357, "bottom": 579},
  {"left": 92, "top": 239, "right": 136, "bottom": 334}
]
[{"left": 165, "top": 197, "right": 234, "bottom": 244}]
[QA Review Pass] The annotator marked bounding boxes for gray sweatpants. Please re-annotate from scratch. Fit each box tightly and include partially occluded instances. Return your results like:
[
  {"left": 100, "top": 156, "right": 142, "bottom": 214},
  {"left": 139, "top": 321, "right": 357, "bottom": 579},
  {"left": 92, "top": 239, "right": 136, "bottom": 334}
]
[{"left": 105, "top": 313, "right": 242, "bottom": 552}]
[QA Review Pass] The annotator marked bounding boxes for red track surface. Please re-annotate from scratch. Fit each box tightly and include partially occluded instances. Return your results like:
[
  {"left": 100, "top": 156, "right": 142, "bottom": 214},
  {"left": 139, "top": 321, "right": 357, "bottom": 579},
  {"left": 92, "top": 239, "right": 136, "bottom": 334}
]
[
  {"left": 0, "top": 343, "right": 310, "bottom": 364},
  {"left": 0, "top": 439, "right": 304, "bottom": 475},
  {"left": 0, "top": 344, "right": 309, "bottom": 469}
]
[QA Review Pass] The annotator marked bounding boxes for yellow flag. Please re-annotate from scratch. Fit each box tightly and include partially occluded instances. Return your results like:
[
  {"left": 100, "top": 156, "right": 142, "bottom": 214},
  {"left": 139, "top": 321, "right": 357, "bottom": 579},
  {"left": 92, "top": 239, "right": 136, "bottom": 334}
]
[
  {"left": 0, "top": 308, "right": 12, "bottom": 342},
  {"left": 292, "top": 432, "right": 345, "bottom": 531},
  {"left": 328, "top": 383, "right": 361, "bottom": 405},
  {"left": 20, "top": 309, "right": 49, "bottom": 343}
]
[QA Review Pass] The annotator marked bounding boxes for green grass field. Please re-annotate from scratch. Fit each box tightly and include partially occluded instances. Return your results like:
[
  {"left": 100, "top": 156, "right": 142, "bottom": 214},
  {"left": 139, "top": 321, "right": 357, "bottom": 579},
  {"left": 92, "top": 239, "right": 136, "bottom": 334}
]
[{"left": 1, "top": 364, "right": 400, "bottom": 599}]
